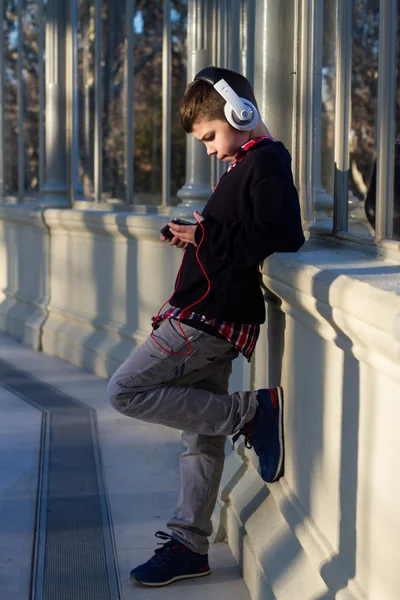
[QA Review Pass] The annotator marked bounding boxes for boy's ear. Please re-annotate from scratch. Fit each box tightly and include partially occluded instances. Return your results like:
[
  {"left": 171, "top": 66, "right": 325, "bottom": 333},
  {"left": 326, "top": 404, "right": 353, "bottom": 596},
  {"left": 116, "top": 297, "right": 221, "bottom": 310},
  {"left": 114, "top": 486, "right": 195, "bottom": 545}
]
[
  {"left": 222, "top": 97, "right": 259, "bottom": 132},
  {"left": 195, "top": 68, "right": 259, "bottom": 132}
]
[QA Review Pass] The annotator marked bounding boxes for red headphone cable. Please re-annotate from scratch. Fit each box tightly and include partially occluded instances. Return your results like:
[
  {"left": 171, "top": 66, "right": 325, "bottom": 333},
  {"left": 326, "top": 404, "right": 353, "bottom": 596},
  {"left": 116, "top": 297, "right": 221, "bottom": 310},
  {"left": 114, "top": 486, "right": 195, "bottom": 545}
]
[{"left": 150, "top": 219, "right": 210, "bottom": 356}]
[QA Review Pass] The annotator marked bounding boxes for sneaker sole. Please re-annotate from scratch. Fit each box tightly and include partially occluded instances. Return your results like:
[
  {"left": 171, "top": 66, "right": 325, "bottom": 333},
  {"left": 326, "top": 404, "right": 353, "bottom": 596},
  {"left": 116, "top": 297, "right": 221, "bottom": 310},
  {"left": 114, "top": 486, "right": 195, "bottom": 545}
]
[
  {"left": 131, "top": 569, "right": 211, "bottom": 587},
  {"left": 271, "top": 386, "right": 284, "bottom": 482}
]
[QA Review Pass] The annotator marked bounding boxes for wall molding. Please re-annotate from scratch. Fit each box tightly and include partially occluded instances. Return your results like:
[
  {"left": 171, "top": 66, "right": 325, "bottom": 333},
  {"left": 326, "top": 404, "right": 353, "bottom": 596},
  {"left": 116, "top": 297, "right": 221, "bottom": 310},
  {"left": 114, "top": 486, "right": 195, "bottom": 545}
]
[
  {"left": 0, "top": 205, "right": 50, "bottom": 349},
  {"left": 262, "top": 243, "right": 400, "bottom": 384},
  {"left": 218, "top": 445, "right": 366, "bottom": 599}
]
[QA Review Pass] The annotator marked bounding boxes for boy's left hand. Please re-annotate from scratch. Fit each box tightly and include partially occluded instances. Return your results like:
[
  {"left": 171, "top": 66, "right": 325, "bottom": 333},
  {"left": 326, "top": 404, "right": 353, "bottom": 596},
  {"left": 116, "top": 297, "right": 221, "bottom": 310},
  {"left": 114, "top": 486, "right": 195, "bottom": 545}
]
[{"left": 168, "top": 211, "right": 204, "bottom": 247}]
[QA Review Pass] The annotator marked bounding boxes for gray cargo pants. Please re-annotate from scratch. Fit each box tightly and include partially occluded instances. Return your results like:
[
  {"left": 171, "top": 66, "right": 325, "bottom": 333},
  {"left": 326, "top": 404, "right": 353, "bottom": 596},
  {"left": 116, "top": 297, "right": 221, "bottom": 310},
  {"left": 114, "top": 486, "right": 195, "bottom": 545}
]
[{"left": 107, "top": 318, "right": 258, "bottom": 554}]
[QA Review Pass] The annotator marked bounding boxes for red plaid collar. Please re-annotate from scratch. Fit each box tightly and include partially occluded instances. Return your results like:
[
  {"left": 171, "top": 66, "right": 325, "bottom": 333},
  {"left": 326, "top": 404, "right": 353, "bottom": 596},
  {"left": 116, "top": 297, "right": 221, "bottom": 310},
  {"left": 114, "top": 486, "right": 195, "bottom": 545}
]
[{"left": 228, "top": 135, "right": 276, "bottom": 171}]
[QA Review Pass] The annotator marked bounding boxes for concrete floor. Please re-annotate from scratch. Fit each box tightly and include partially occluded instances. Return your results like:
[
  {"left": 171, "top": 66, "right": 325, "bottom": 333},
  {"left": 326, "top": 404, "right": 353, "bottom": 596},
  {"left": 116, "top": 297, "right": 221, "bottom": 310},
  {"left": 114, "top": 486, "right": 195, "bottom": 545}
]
[{"left": 0, "top": 333, "right": 250, "bottom": 600}]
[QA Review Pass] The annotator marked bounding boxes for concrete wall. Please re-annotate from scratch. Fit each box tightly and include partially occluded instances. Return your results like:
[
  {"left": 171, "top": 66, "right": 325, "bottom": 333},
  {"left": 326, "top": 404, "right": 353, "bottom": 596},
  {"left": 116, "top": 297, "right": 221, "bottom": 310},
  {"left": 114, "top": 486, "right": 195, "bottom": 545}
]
[
  {"left": 0, "top": 205, "right": 251, "bottom": 390},
  {"left": 0, "top": 204, "right": 399, "bottom": 599},
  {"left": 216, "top": 244, "right": 400, "bottom": 600},
  {"left": 0, "top": 205, "right": 49, "bottom": 349}
]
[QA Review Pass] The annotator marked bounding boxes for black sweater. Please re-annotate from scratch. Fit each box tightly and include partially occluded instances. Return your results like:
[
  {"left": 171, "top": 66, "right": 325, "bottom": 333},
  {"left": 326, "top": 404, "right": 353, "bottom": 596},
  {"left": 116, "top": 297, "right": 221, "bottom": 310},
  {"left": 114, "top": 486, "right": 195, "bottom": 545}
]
[{"left": 171, "top": 139, "right": 305, "bottom": 324}]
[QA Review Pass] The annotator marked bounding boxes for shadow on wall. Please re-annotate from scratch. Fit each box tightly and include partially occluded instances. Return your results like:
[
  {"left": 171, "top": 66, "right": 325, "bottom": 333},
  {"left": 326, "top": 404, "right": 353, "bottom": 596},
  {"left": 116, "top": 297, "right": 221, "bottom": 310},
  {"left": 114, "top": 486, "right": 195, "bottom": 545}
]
[
  {"left": 308, "top": 270, "right": 361, "bottom": 597},
  {"left": 0, "top": 209, "right": 49, "bottom": 348},
  {"left": 262, "top": 283, "right": 286, "bottom": 388},
  {"left": 236, "top": 268, "right": 362, "bottom": 598},
  {"left": 75, "top": 213, "right": 181, "bottom": 380},
  {"left": 76, "top": 212, "right": 135, "bottom": 377},
  {"left": 0, "top": 218, "right": 17, "bottom": 329},
  {"left": 317, "top": 355, "right": 360, "bottom": 597}
]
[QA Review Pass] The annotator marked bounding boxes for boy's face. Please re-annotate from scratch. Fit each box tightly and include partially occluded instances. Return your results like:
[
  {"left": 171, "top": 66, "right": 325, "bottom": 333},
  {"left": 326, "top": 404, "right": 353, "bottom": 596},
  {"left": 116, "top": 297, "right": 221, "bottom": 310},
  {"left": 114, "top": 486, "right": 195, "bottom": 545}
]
[{"left": 192, "top": 118, "right": 250, "bottom": 163}]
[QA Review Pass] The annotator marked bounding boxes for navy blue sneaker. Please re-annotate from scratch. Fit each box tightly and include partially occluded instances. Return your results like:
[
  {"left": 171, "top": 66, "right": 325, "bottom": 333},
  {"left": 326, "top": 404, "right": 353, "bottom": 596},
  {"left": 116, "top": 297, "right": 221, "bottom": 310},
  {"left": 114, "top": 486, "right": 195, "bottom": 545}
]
[
  {"left": 130, "top": 531, "right": 211, "bottom": 587},
  {"left": 232, "top": 387, "right": 284, "bottom": 482}
]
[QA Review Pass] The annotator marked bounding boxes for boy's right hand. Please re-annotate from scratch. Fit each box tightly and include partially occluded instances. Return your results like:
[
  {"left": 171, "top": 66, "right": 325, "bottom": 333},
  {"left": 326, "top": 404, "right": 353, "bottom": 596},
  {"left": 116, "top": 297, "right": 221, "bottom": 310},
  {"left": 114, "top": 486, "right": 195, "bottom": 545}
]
[{"left": 160, "top": 234, "right": 188, "bottom": 250}]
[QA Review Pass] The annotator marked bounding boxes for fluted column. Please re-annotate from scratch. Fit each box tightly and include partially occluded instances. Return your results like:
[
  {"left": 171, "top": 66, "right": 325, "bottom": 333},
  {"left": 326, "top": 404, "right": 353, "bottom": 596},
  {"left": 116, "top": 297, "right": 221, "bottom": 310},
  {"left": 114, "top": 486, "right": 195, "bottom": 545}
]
[
  {"left": 172, "top": 0, "right": 213, "bottom": 217},
  {"left": 37, "top": 0, "right": 70, "bottom": 208},
  {"left": 253, "top": 1, "right": 296, "bottom": 148}
]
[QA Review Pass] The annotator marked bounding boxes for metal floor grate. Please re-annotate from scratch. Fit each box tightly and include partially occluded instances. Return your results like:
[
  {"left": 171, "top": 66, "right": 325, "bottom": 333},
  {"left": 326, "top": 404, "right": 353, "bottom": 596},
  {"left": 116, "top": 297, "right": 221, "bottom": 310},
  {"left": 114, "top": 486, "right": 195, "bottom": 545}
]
[{"left": 0, "top": 360, "right": 121, "bottom": 600}]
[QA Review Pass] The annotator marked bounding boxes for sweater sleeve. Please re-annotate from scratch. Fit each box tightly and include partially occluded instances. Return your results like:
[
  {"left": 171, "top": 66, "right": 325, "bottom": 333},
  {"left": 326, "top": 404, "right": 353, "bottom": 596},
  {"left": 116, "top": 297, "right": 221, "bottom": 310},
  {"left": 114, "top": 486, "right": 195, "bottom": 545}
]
[{"left": 195, "top": 174, "right": 305, "bottom": 268}]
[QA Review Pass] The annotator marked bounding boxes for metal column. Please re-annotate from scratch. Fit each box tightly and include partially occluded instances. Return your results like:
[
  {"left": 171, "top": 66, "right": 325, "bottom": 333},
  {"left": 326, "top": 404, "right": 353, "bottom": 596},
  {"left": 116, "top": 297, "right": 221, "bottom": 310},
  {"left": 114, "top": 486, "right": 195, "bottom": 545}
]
[
  {"left": 38, "top": 0, "right": 69, "bottom": 207},
  {"left": 173, "top": 0, "right": 213, "bottom": 217}
]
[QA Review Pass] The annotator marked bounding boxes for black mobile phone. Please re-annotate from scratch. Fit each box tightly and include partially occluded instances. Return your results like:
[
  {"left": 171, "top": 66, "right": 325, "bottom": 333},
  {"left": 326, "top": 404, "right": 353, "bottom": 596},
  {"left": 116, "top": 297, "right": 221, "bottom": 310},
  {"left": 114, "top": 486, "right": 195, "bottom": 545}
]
[{"left": 160, "top": 218, "right": 196, "bottom": 240}]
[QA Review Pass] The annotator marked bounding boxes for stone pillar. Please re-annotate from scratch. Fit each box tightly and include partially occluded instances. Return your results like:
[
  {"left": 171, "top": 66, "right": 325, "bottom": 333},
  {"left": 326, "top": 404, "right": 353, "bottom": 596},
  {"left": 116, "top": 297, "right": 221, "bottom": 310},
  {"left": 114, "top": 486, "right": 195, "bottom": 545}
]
[
  {"left": 253, "top": 1, "right": 296, "bottom": 149},
  {"left": 37, "top": 0, "right": 70, "bottom": 208},
  {"left": 172, "top": 0, "right": 213, "bottom": 217}
]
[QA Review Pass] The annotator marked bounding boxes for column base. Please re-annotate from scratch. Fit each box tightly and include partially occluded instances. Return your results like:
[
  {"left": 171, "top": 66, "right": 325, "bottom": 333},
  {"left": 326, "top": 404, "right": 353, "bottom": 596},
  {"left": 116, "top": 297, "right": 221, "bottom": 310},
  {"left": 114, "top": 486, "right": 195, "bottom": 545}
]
[
  {"left": 170, "top": 200, "right": 209, "bottom": 219},
  {"left": 172, "top": 181, "right": 212, "bottom": 218},
  {"left": 36, "top": 195, "right": 71, "bottom": 209}
]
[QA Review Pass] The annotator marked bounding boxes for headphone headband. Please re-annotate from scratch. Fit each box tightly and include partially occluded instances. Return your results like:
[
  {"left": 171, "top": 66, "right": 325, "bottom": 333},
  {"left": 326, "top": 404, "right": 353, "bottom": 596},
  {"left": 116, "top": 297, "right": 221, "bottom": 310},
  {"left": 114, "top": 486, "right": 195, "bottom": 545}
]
[{"left": 194, "top": 66, "right": 224, "bottom": 87}]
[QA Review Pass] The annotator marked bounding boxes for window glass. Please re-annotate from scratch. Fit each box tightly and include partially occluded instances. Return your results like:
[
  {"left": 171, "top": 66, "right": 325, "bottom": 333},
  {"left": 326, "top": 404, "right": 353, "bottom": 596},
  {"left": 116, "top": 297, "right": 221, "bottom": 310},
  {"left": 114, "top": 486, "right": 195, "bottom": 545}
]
[
  {"left": 132, "top": 0, "right": 187, "bottom": 205},
  {"left": 133, "top": 1, "right": 163, "bottom": 205},
  {"left": 316, "top": 0, "right": 337, "bottom": 228},
  {"left": 77, "top": 0, "right": 95, "bottom": 199},
  {"left": 170, "top": 0, "right": 187, "bottom": 202},
  {"left": 76, "top": 0, "right": 187, "bottom": 204},
  {"left": 4, "top": 0, "right": 18, "bottom": 195},
  {"left": 102, "top": 0, "right": 127, "bottom": 201},
  {"left": 23, "top": 0, "right": 41, "bottom": 195},
  {"left": 390, "top": 1, "right": 400, "bottom": 241},
  {"left": 348, "top": 0, "right": 379, "bottom": 235},
  {"left": 366, "top": 0, "right": 400, "bottom": 242}
]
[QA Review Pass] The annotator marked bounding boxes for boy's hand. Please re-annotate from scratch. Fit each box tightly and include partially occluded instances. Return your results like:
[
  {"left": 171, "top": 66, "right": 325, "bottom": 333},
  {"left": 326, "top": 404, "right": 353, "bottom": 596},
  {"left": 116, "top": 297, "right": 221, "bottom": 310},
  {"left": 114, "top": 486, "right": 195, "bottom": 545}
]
[
  {"left": 159, "top": 233, "right": 188, "bottom": 250},
  {"left": 167, "top": 211, "right": 204, "bottom": 247}
]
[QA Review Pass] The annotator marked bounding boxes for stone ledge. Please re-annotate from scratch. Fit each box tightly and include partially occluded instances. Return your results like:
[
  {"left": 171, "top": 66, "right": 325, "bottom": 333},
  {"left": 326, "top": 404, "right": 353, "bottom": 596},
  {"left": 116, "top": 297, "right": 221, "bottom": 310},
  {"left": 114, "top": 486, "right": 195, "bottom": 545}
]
[
  {"left": 262, "top": 241, "right": 400, "bottom": 384},
  {"left": 42, "top": 207, "right": 170, "bottom": 239},
  {"left": 264, "top": 241, "right": 400, "bottom": 336},
  {"left": 0, "top": 203, "right": 48, "bottom": 228}
]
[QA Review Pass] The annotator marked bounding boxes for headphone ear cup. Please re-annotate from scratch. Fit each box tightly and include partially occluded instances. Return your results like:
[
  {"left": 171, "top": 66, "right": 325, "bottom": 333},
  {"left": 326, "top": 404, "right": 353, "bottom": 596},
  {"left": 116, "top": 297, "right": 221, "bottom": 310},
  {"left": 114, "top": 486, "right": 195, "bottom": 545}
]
[{"left": 224, "top": 99, "right": 259, "bottom": 131}]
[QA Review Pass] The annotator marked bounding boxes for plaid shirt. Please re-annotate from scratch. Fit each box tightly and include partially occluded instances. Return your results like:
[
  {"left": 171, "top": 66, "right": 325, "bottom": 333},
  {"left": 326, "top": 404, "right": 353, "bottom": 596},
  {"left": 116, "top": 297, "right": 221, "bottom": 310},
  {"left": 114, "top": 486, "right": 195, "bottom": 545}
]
[
  {"left": 153, "top": 136, "right": 275, "bottom": 361},
  {"left": 152, "top": 306, "right": 259, "bottom": 361}
]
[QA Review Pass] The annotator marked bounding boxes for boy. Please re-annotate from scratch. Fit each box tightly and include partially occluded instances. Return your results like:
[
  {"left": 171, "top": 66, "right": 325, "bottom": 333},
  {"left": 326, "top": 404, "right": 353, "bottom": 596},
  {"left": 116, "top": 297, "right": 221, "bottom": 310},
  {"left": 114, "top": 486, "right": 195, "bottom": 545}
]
[{"left": 107, "top": 66, "right": 304, "bottom": 587}]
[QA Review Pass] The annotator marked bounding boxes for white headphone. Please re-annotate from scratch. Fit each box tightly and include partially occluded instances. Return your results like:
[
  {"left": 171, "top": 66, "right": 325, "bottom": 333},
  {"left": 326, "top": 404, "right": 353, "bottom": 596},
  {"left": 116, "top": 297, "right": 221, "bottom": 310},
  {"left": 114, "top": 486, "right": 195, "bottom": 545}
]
[{"left": 194, "top": 67, "right": 259, "bottom": 132}]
